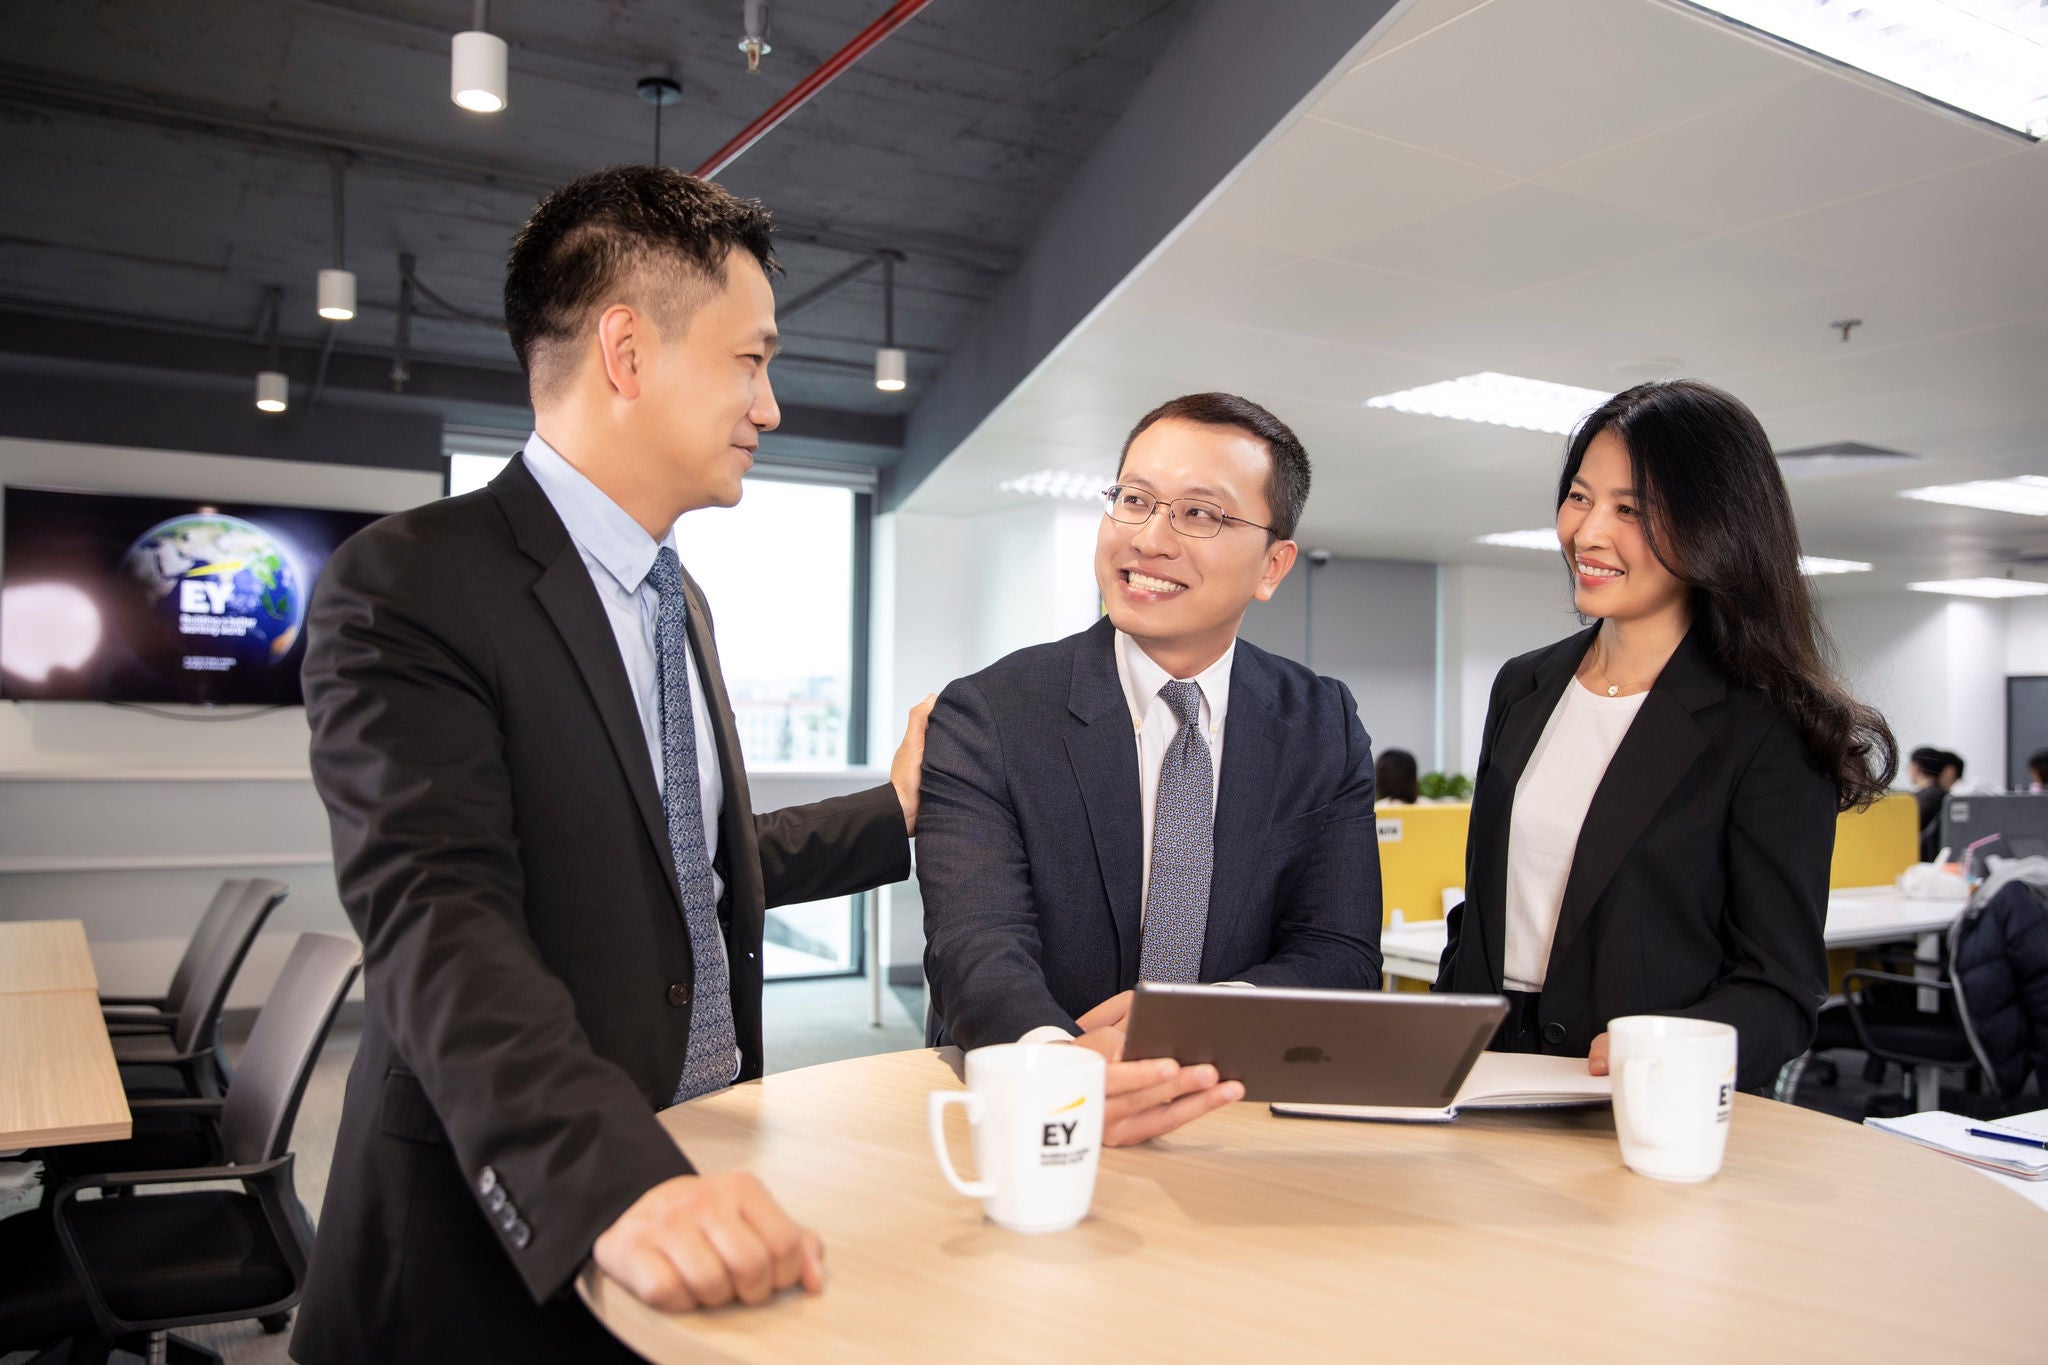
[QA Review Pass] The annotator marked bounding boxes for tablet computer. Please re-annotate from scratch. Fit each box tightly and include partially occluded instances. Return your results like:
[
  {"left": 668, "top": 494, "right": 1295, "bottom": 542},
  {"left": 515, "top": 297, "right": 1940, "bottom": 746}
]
[{"left": 1120, "top": 983, "right": 1510, "bottom": 1106}]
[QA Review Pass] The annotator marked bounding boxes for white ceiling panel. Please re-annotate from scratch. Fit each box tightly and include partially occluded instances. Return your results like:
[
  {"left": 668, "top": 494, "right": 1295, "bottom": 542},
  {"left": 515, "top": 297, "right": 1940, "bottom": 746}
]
[
  {"left": 1162, "top": 256, "right": 1483, "bottom": 347},
  {"left": 1315, "top": 0, "right": 1811, "bottom": 178},
  {"left": 1538, "top": 75, "right": 2020, "bottom": 235}
]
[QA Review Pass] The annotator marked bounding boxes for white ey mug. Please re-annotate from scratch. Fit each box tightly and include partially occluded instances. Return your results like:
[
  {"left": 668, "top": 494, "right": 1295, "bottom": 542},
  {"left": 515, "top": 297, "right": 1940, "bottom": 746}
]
[
  {"left": 928, "top": 1043, "right": 1106, "bottom": 1233},
  {"left": 1608, "top": 1015, "right": 1737, "bottom": 1183}
]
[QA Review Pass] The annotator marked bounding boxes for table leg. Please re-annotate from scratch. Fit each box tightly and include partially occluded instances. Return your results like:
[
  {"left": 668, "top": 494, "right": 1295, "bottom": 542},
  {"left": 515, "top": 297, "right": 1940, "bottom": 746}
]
[
  {"left": 1915, "top": 930, "right": 1940, "bottom": 1014},
  {"left": 866, "top": 890, "right": 883, "bottom": 1029}
]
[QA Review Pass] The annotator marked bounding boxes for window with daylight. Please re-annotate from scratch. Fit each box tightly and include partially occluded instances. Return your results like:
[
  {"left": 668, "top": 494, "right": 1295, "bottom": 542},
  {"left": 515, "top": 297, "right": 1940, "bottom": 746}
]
[{"left": 443, "top": 445, "right": 868, "bottom": 978}]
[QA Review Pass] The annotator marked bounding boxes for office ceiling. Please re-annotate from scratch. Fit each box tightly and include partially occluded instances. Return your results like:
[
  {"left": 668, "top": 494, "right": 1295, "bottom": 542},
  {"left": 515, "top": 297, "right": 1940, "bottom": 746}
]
[
  {"left": 0, "top": 0, "right": 1190, "bottom": 426},
  {"left": 909, "top": 0, "right": 2048, "bottom": 594}
]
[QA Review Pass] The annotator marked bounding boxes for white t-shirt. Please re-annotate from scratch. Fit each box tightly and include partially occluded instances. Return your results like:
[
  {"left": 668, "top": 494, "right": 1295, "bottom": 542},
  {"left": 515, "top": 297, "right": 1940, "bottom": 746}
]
[{"left": 1503, "top": 678, "right": 1647, "bottom": 992}]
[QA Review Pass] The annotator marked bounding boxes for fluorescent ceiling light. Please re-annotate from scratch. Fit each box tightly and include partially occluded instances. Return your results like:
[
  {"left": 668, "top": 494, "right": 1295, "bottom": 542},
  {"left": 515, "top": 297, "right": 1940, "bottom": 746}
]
[
  {"left": 1908, "top": 577, "right": 2048, "bottom": 598},
  {"left": 1475, "top": 529, "right": 1561, "bottom": 551},
  {"left": 997, "top": 470, "right": 1109, "bottom": 502},
  {"left": 1799, "top": 556, "right": 1874, "bottom": 575},
  {"left": 1366, "top": 372, "right": 1612, "bottom": 434},
  {"left": 1898, "top": 475, "right": 2048, "bottom": 516},
  {"left": 1684, "top": 1, "right": 2048, "bottom": 139}
]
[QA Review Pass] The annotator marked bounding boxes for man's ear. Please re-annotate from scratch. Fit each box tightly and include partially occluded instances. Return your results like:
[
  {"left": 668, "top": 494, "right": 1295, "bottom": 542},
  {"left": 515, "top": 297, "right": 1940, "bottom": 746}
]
[
  {"left": 596, "top": 304, "right": 642, "bottom": 400},
  {"left": 1253, "top": 539, "right": 1299, "bottom": 603}
]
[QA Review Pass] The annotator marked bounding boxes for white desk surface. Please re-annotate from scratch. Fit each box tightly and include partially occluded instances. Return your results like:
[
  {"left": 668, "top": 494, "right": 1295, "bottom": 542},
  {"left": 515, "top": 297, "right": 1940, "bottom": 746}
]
[{"left": 1381, "top": 887, "right": 1964, "bottom": 984}]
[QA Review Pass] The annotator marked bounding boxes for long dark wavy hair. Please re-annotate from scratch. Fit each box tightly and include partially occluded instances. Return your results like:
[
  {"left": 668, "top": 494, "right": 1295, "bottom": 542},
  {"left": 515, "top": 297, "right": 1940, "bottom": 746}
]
[{"left": 1558, "top": 379, "right": 1898, "bottom": 810}]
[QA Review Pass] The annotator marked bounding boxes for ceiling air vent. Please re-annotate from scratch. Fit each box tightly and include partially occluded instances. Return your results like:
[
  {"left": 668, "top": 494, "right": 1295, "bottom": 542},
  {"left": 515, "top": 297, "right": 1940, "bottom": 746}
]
[{"left": 1774, "top": 442, "right": 1921, "bottom": 481}]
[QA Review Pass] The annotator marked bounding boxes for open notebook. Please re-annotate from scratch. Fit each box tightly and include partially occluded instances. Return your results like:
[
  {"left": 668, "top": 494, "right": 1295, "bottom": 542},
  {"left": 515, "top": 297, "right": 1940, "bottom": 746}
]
[
  {"left": 1271, "top": 1051, "right": 1612, "bottom": 1124},
  {"left": 1865, "top": 1108, "right": 2048, "bottom": 1180}
]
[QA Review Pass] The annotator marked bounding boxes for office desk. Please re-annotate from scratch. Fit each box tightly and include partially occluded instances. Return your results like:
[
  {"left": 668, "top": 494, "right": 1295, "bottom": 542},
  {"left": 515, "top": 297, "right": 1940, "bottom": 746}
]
[
  {"left": 1378, "top": 888, "right": 1965, "bottom": 985},
  {"left": 0, "top": 919, "right": 130, "bottom": 1150},
  {"left": 580, "top": 1047, "right": 2043, "bottom": 1363}
]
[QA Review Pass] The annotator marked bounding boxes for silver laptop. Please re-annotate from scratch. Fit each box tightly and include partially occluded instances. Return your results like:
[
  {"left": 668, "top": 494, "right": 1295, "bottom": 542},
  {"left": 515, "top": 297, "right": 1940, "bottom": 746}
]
[{"left": 1121, "top": 982, "right": 1510, "bottom": 1106}]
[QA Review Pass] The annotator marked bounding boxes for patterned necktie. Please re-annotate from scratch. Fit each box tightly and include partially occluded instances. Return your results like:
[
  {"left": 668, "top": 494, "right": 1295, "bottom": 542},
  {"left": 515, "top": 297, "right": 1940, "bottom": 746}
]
[
  {"left": 647, "top": 547, "right": 737, "bottom": 1103},
  {"left": 1138, "top": 678, "right": 1214, "bottom": 984}
]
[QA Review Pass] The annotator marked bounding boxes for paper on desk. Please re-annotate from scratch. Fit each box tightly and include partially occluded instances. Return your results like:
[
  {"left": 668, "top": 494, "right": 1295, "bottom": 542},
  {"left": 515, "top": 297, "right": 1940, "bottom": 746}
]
[
  {"left": 1865, "top": 1109, "right": 2048, "bottom": 1178},
  {"left": 1272, "top": 1052, "right": 1612, "bottom": 1124}
]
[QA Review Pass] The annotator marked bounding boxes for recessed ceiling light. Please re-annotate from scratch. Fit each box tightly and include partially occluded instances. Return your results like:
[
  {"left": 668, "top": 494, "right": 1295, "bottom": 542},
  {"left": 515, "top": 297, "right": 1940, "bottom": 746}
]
[
  {"left": 997, "top": 470, "right": 1109, "bottom": 502},
  {"left": 1898, "top": 476, "right": 2048, "bottom": 516},
  {"left": 1907, "top": 577, "right": 2048, "bottom": 599},
  {"left": 1475, "top": 529, "right": 1561, "bottom": 551},
  {"left": 1799, "top": 556, "right": 1873, "bottom": 575},
  {"left": 1682, "top": 1, "right": 2048, "bottom": 139},
  {"left": 1366, "top": 372, "right": 1611, "bottom": 434}
]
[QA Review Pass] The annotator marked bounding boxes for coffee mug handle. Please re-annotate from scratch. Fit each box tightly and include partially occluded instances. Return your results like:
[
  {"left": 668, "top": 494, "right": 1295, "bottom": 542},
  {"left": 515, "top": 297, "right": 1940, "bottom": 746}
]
[
  {"left": 928, "top": 1091, "right": 997, "bottom": 1199},
  {"left": 1620, "top": 1056, "right": 1670, "bottom": 1149}
]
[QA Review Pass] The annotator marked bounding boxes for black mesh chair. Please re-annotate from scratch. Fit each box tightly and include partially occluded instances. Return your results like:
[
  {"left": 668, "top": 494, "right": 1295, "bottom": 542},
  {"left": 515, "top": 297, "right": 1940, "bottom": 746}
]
[
  {"left": 98, "top": 878, "right": 250, "bottom": 1036},
  {"left": 0, "top": 931, "right": 362, "bottom": 1365},
  {"left": 112, "top": 878, "right": 288, "bottom": 1099}
]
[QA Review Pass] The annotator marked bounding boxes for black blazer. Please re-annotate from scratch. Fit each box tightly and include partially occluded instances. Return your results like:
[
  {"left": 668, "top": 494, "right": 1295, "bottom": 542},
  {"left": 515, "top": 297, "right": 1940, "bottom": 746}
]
[
  {"left": 918, "top": 616, "right": 1383, "bottom": 1049},
  {"left": 294, "top": 456, "right": 910, "bottom": 1365},
  {"left": 1435, "top": 624, "right": 1835, "bottom": 1092}
]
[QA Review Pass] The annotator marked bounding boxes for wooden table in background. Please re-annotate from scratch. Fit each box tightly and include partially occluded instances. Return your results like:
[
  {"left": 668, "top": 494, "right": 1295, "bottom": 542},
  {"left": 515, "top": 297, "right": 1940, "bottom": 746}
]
[
  {"left": 0, "top": 919, "right": 130, "bottom": 1150},
  {"left": 580, "top": 1048, "right": 2044, "bottom": 1363}
]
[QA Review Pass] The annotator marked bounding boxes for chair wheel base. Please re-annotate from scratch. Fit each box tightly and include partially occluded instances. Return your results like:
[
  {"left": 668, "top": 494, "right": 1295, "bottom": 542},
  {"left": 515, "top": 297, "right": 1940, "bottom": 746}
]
[{"left": 260, "top": 1311, "right": 291, "bottom": 1335}]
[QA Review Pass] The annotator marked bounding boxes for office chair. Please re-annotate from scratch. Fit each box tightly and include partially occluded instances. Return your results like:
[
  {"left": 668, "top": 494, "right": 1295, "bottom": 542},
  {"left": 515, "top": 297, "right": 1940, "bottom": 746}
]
[
  {"left": 98, "top": 878, "right": 250, "bottom": 1036},
  {"left": 111, "top": 878, "right": 288, "bottom": 1100},
  {"left": 0, "top": 931, "right": 362, "bottom": 1365}
]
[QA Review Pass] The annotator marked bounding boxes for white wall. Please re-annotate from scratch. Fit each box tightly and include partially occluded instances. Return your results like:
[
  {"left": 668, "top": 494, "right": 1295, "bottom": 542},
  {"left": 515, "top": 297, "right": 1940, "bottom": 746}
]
[
  {"left": 1437, "top": 563, "right": 1580, "bottom": 776},
  {"left": 2009, "top": 598, "right": 2048, "bottom": 676},
  {"left": 1822, "top": 591, "right": 2007, "bottom": 790},
  {"left": 0, "top": 437, "right": 442, "bottom": 1002}
]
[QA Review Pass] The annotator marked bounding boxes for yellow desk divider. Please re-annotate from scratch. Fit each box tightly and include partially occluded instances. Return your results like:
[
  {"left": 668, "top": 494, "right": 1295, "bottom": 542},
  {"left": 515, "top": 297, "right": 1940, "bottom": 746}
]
[{"left": 1376, "top": 789, "right": 1923, "bottom": 929}]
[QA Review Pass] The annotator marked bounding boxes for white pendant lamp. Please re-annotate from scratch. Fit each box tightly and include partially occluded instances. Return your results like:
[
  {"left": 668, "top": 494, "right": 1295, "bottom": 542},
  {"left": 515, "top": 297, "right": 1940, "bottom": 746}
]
[
  {"left": 317, "top": 161, "right": 356, "bottom": 322},
  {"left": 874, "top": 254, "right": 906, "bottom": 392},
  {"left": 255, "top": 286, "right": 288, "bottom": 412},
  {"left": 452, "top": 3, "right": 508, "bottom": 113}
]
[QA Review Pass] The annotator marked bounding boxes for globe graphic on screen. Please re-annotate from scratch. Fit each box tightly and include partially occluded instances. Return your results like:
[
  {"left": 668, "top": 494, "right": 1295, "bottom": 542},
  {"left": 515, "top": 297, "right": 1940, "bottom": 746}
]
[{"left": 119, "top": 514, "right": 305, "bottom": 678}]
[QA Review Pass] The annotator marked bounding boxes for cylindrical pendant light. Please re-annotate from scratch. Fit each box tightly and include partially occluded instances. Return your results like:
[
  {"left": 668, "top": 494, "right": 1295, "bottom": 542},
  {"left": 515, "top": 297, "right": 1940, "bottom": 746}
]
[
  {"left": 874, "top": 253, "right": 906, "bottom": 391},
  {"left": 452, "top": 0, "right": 508, "bottom": 115},
  {"left": 255, "top": 370, "right": 289, "bottom": 413},
  {"left": 316, "top": 268, "right": 356, "bottom": 322}
]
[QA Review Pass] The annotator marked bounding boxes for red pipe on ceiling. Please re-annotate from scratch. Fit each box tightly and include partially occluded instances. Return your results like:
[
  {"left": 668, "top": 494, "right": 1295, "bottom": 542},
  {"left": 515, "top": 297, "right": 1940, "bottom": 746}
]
[{"left": 693, "top": 0, "right": 937, "bottom": 181}]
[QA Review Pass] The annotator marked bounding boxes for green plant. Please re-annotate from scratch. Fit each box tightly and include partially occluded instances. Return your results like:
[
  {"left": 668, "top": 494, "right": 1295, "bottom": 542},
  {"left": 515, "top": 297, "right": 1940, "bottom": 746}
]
[{"left": 1418, "top": 771, "right": 1474, "bottom": 801}]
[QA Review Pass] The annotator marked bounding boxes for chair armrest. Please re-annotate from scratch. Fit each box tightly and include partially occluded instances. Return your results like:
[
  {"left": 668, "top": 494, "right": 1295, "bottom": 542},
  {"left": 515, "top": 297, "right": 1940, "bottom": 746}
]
[
  {"left": 1842, "top": 969, "right": 1954, "bottom": 993},
  {"left": 104, "top": 1018, "right": 178, "bottom": 1036},
  {"left": 51, "top": 1155, "right": 300, "bottom": 1341},
  {"left": 98, "top": 994, "right": 169, "bottom": 1011},
  {"left": 1841, "top": 970, "right": 1961, "bottom": 1069}
]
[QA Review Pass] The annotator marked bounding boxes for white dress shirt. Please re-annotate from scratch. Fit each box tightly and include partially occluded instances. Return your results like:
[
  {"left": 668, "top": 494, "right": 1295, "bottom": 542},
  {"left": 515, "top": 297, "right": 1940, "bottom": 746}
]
[
  {"left": 1502, "top": 678, "right": 1645, "bottom": 992},
  {"left": 520, "top": 433, "right": 725, "bottom": 905},
  {"left": 1018, "top": 631, "right": 1236, "bottom": 1044}
]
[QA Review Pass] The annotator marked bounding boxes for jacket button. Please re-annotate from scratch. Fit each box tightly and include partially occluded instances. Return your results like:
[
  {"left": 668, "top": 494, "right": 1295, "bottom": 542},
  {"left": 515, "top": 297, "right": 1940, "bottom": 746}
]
[
  {"left": 1542, "top": 1022, "right": 1568, "bottom": 1047},
  {"left": 487, "top": 1187, "right": 507, "bottom": 1213},
  {"left": 509, "top": 1219, "right": 531, "bottom": 1250},
  {"left": 668, "top": 983, "right": 691, "bottom": 1007},
  {"left": 477, "top": 1166, "right": 498, "bottom": 1196}
]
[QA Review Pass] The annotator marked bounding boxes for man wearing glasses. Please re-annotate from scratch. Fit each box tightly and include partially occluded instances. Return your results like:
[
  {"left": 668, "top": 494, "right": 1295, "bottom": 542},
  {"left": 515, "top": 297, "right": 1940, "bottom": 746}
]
[{"left": 918, "top": 392, "right": 1383, "bottom": 1145}]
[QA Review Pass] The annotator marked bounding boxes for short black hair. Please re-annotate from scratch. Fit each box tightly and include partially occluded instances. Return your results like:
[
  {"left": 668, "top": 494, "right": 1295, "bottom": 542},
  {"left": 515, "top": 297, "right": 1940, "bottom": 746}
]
[
  {"left": 1943, "top": 751, "right": 1965, "bottom": 778},
  {"left": 1115, "top": 392, "right": 1311, "bottom": 541},
  {"left": 2029, "top": 748, "right": 2048, "bottom": 783},
  {"left": 1910, "top": 746, "right": 1946, "bottom": 775},
  {"left": 504, "top": 165, "right": 777, "bottom": 401}
]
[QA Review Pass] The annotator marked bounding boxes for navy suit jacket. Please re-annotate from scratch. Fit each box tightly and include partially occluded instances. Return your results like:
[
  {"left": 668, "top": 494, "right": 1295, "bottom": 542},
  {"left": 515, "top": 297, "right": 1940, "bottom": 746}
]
[{"left": 919, "top": 616, "right": 1384, "bottom": 1049}]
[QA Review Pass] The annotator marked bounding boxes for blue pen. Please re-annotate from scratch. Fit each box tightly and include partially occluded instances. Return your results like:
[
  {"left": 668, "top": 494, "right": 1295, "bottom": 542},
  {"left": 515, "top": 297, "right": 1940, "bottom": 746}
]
[{"left": 1968, "top": 1126, "right": 2048, "bottom": 1151}]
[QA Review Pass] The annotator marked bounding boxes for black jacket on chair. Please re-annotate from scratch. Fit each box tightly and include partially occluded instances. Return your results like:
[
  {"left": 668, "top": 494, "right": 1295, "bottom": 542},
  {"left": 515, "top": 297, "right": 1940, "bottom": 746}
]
[
  {"left": 292, "top": 456, "right": 910, "bottom": 1365},
  {"left": 918, "top": 616, "right": 1383, "bottom": 1049},
  {"left": 1435, "top": 624, "right": 1835, "bottom": 1092}
]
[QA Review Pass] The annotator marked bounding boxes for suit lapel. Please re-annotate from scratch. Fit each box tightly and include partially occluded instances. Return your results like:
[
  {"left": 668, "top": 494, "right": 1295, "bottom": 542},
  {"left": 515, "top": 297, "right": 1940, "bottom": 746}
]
[
  {"left": 494, "top": 456, "right": 683, "bottom": 916},
  {"left": 1063, "top": 619, "right": 1144, "bottom": 981},
  {"left": 1203, "top": 645, "right": 1280, "bottom": 981},
  {"left": 1471, "top": 626, "right": 1596, "bottom": 988},
  {"left": 1544, "top": 624, "right": 1723, "bottom": 978}
]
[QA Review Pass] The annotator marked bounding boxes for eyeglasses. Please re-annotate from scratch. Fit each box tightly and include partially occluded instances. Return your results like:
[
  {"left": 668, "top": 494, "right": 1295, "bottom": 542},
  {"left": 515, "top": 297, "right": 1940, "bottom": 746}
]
[{"left": 1101, "top": 485, "right": 1274, "bottom": 539}]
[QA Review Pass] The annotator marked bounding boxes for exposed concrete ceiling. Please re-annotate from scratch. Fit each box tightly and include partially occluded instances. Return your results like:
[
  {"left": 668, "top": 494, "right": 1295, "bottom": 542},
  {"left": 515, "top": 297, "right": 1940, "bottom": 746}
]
[
  {"left": 0, "top": 0, "right": 1192, "bottom": 454},
  {"left": 914, "top": 0, "right": 2048, "bottom": 596}
]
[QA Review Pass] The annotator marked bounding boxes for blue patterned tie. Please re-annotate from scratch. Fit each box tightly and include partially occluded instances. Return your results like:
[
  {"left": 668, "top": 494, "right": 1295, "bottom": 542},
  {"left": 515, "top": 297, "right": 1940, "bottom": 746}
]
[
  {"left": 1138, "top": 679, "right": 1214, "bottom": 983},
  {"left": 647, "top": 547, "right": 737, "bottom": 1103}
]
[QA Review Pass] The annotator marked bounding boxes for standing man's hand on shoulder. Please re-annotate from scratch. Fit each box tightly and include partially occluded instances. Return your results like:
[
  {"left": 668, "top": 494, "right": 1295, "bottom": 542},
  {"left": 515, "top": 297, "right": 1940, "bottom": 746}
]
[
  {"left": 592, "top": 1171, "right": 824, "bottom": 1312},
  {"left": 891, "top": 694, "right": 938, "bottom": 835}
]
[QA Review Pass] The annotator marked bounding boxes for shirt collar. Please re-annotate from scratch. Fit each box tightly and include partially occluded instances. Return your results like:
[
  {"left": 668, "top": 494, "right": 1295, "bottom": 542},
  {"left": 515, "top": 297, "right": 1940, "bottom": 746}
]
[
  {"left": 520, "top": 432, "right": 676, "bottom": 595},
  {"left": 1114, "top": 629, "right": 1234, "bottom": 735}
]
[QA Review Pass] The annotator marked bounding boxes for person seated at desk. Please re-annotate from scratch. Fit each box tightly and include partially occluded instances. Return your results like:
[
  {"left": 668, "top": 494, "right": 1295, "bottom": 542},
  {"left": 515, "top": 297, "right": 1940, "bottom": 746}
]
[
  {"left": 1434, "top": 379, "right": 1898, "bottom": 1094},
  {"left": 1908, "top": 746, "right": 1955, "bottom": 861},
  {"left": 2029, "top": 748, "right": 2048, "bottom": 794},
  {"left": 1376, "top": 748, "right": 1420, "bottom": 804},
  {"left": 918, "top": 392, "right": 1383, "bottom": 1144}
]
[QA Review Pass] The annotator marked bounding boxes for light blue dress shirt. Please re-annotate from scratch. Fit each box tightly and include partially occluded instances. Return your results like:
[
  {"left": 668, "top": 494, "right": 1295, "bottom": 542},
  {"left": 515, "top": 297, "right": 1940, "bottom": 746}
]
[{"left": 520, "top": 433, "right": 725, "bottom": 906}]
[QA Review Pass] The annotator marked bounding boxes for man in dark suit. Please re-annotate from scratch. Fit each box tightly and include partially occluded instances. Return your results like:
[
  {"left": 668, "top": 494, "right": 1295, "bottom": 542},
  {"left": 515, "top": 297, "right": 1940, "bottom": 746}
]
[
  {"left": 917, "top": 393, "right": 1383, "bottom": 1146},
  {"left": 295, "top": 167, "right": 930, "bottom": 1364}
]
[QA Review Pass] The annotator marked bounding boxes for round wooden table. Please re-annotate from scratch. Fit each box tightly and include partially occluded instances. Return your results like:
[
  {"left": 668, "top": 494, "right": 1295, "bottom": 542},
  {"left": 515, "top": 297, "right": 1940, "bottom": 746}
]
[{"left": 580, "top": 1048, "right": 2046, "bottom": 1363}]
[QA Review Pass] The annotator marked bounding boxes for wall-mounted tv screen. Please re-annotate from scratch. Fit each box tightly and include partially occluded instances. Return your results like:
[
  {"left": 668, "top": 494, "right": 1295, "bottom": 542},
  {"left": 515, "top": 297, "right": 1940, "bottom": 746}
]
[{"left": 0, "top": 487, "right": 384, "bottom": 706}]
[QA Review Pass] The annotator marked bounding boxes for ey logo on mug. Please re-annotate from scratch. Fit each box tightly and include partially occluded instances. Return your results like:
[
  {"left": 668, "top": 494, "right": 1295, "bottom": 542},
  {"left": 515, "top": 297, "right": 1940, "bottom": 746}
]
[{"left": 1041, "top": 1094, "right": 1088, "bottom": 1167}]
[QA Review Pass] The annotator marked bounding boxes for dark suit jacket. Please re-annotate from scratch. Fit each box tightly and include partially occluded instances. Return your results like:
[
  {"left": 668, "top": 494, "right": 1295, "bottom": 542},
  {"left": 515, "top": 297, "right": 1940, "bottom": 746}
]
[
  {"left": 918, "top": 616, "right": 1383, "bottom": 1049},
  {"left": 292, "top": 456, "right": 909, "bottom": 1365},
  {"left": 1435, "top": 624, "right": 1835, "bottom": 1092}
]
